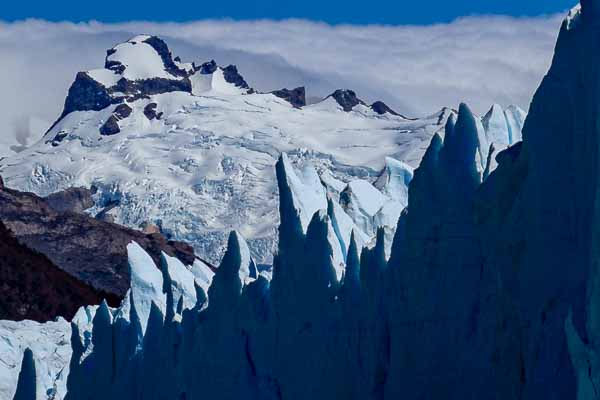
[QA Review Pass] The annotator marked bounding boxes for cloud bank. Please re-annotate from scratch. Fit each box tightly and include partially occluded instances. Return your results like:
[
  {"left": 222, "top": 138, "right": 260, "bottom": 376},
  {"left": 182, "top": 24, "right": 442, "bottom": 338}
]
[{"left": 0, "top": 14, "right": 565, "bottom": 156}]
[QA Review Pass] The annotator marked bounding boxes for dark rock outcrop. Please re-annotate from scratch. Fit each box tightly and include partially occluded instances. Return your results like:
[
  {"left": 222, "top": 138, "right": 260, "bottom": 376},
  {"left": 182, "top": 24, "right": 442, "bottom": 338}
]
[
  {"left": 329, "top": 89, "right": 365, "bottom": 112},
  {"left": 222, "top": 65, "right": 250, "bottom": 89},
  {"left": 370, "top": 101, "right": 401, "bottom": 116},
  {"left": 142, "top": 36, "right": 188, "bottom": 78},
  {"left": 200, "top": 60, "right": 218, "bottom": 75},
  {"left": 0, "top": 221, "right": 117, "bottom": 321},
  {"left": 143, "top": 103, "right": 163, "bottom": 120},
  {"left": 44, "top": 187, "right": 95, "bottom": 214},
  {"left": 0, "top": 183, "right": 196, "bottom": 299},
  {"left": 113, "top": 104, "right": 133, "bottom": 120},
  {"left": 46, "top": 72, "right": 117, "bottom": 134},
  {"left": 46, "top": 131, "right": 69, "bottom": 147},
  {"left": 109, "top": 76, "right": 192, "bottom": 102},
  {"left": 99, "top": 115, "right": 120, "bottom": 136},
  {"left": 271, "top": 87, "right": 306, "bottom": 108},
  {"left": 61, "top": 72, "right": 115, "bottom": 117},
  {"left": 98, "top": 104, "right": 133, "bottom": 136}
]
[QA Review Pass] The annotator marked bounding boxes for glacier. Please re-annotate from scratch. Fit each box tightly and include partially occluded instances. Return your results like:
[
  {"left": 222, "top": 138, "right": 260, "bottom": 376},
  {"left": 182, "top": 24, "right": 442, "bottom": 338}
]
[
  {"left": 10, "top": 98, "right": 525, "bottom": 400},
  {"left": 0, "top": 35, "right": 524, "bottom": 267},
  {"left": 17, "top": 5, "right": 600, "bottom": 400}
]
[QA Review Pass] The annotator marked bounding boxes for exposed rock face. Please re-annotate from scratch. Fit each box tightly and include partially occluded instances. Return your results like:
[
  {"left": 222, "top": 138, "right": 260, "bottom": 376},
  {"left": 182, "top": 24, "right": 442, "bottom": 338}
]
[
  {"left": 98, "top": 104, "right": 133, "bottom": 136},
  {"left": 99, "top": 115, "right": 120, "bottom": 136},
  {"left": 141, "top": 36, "right": 188, "bottom": 78},
  {"left": 109, "top": 76, "right": 192, "bottom": 101},
  {"left": 140, "top": 222, "right": 160, "bottom": 235},
  {"left": 271, "top": 87, "right": 306, "bottom": 108},
  {"left": 199, "top": 60, "right": 218, "bottom": 75},
  {"left": 44, "top": 187, "right": 95, "bottom": 214},
  {"left": 0, "top": 183, "right": 196, "bottom": 298},
  {"left": 0, "top": 221, "right": 116, "bottom": 322},
  {"left": 45, "top": 131, "right": 68, "bottom": 147},
  {"left": 113, "top": 104, "right": 132, "bottom": 120},
  {"left": 329, "top": 89, "right": 364, "bottom": 112},
  {"left": 371, "top": 100, "right": 401, "bottom": 116},
  {"left": 61, "top": 72, "right": 114, "bottom": 118},
  {"left": 222, "top": 65, "right": 250, "bottom": 89},
  {"left": 143, "top": 102, "right": 162, "bottom": 120}
]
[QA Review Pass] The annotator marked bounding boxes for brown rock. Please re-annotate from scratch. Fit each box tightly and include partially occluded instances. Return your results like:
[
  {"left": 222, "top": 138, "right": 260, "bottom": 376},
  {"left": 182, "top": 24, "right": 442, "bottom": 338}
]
[
  {"left": 0, "top": 221, "right": 118, "bottom": 322},
  {"left": 0, "top": 185, "right": 196, "bottom": 301}
]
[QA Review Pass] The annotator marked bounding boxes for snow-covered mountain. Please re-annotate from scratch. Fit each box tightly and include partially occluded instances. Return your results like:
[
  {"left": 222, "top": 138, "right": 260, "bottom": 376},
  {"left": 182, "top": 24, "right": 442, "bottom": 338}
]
[{"left": 0, "top": 35, "right": 525, "bottom": 266}]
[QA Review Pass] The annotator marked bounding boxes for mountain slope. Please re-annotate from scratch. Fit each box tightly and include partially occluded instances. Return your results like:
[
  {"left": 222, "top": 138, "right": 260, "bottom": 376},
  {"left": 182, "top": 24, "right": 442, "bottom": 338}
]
[{"left": 0, "top": 36, "right": 525, "bottom": 266}]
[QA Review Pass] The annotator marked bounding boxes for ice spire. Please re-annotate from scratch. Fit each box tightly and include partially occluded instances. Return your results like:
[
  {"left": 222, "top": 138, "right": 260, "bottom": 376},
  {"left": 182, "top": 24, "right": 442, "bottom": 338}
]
[
  {"left": 139, "top": 302, "right": 166, "bottom": 400},
  {"left": 91, "top": 300, "right": 115, "bottom": 390},
  {"left": 127, "top": 242, "right": 166, "bottom": 334},
  {"left": 208, "top": 231, "right": 244, "bottom": 311},
  {"left": 443, "top": 112, "right": 456, "bottom": 146},
  {"left": 194, "top": 281, "right": 207, "bottom": 310},
  {"left": 160, "top": 251, "right": 197, "bottom": 318},
  {"left": 342, "top": 231, "right": 362, "bottom": 311},
  {"left": 360, "top": 228, "right": 386, "bottom": 289},
  {"left": 344, "top": 231, "right": 361, "bottom": 292},
  {"left": 421, "top": 133, "right": 443, "bottom": 172},
  {"left": 232, "top": 231, "right": 258, "bottom": 282},
  {"left": 304, "top": 211, "right": 338, "bottom": 307},
  {"left": 65, "top": 322, "right": 85, "bottom": 398},
  {"left": 275, "top": 154, "right": 306, "bottom": 252},
  {"left": 12, "top": 349, "right": 36, "bottom": 400},
  {"left": 441, "top": 103, "right": 482, "bottom": 187}
]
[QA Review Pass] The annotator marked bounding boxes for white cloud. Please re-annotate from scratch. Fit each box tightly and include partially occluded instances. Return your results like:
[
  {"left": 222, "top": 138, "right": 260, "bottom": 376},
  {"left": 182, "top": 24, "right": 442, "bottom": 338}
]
[{"left": 0, "top": 14, "right": 565, "bottom": 156}]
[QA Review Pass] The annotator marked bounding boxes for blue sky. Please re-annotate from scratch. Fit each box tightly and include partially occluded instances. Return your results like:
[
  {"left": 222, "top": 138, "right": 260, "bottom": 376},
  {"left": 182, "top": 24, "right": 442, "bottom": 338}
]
[{"left": 3, "top": 0, "right": 576, "bottom": 24}]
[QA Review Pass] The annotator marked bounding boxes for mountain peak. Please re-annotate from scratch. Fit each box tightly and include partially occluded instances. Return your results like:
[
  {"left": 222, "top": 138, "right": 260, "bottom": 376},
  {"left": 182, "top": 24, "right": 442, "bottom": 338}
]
[
  {"left": 102, "top": 35, "right": 188, "bottom": 82},
  {"left": 271, "top": 87, "right": 306, "bottom": 108},
  {"left": 48, "top": 35, "right": 261, "bottom": 135},
  {"left": 370, "top": 100, "right": 402, "bottom": 117},
  {"left": 329, "top": 89, "right": 365, "bottom": 112},
  {"left": 325, "top": 89, "right": 404, "bottom": 116},
  {"left": 199, "top": 60, "right": 218, "bottom": 75}
]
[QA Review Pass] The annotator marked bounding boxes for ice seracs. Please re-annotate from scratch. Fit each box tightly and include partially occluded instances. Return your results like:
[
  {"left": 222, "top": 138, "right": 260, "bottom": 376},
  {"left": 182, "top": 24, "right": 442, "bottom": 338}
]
[
  {"left": 12, "top": 348, "right": 36, "bottom": 400},
  {"left": 0, "top": 310, "right": 97, "bottom": 400},
  {"left": 127, "top": 242, "right": 166, "bottom": 333}
]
